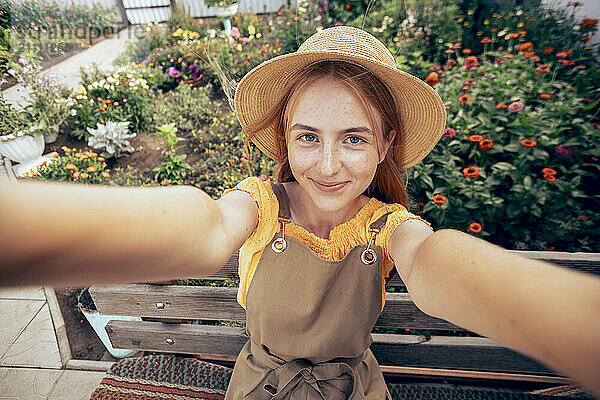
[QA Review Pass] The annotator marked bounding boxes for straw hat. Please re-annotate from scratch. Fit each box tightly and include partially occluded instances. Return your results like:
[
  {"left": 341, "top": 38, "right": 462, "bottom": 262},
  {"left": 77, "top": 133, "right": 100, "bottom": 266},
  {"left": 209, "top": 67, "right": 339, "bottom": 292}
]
[{"left": 234, "top": 25, "right": 447, "bottom": 170}]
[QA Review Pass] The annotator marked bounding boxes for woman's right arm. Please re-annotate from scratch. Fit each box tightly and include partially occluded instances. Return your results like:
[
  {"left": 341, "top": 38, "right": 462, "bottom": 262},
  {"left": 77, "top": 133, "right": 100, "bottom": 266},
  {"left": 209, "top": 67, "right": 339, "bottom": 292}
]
[{"left": 0, "top": 179, "right": 258, "bottom": 288}]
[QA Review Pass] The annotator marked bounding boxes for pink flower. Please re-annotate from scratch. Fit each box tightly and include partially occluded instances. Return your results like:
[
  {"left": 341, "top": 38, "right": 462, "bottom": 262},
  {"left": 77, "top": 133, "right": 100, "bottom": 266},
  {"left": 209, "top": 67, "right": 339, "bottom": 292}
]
[
  {"left": 508, "top": 101, "right": 524, "bottom": 112},
  {"left": 442, "top": 127, "right": 456, "bottom": 139},
  {"left": 230, "top": 26, "right": 241, "bottom": 40},
  {"left": 334, "top": 22, "right": 343, "bottom": 26},
  {"left": 241, "top": 37, "right": 250, "bottom": 44},
  {"left": 259, "top": 174, "right": 267, "bottom": 180},
  {"left": 555, "top": 144, "right": 573, "bottom": 159}
]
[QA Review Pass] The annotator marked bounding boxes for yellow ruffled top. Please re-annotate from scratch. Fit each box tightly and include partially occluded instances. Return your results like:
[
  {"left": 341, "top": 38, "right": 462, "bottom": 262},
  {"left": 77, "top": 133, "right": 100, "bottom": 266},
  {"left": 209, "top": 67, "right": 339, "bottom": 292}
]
[{"left": 222, "top": 177, "right": 434, "bottom": 312}]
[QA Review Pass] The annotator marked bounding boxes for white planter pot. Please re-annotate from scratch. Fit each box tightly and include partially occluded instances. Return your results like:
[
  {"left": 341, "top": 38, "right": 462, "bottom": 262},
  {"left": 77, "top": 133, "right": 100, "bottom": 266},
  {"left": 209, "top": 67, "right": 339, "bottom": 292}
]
[
  {"left": 43, "top": 130, "right": 58, "bottom": 144},
  {"left": 214, "top": 2, "right": 239, "bottom": 17},
  {"left": 0, "top": 132, "right": 44, "bottom": 163},
  {"left": 80, "top": 309, "right": 142, "bottom": 359},
  {"left": 0, "top": 132, "right": 47, "bottom": 177}
]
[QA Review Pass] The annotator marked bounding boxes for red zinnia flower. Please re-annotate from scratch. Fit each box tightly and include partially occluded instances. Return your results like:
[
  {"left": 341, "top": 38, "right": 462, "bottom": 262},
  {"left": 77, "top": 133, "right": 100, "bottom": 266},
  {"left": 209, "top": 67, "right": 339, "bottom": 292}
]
[
  {"left": 478, "top": 138, "right": 494, "bottom": 151},
  {"left": 432, "top": 194, "right": 447, "bottom": 205},
  {"left": 520, "top": 139, "right": 537, "bottom": 147},
  {"left": 468, "top": 222, "right": 482, "bottom": 234},
  {"left": 469, "top": 134, "right": 484, "bottom": 142},
  {"left": 541, "top": 167, "right": 557, "bottom": 176},
  {"left": 458, "top": 94, "right": 473, "bottom": 103},
  {"left": 544, "top": 174, "right": 556, "bottom": 182},
  {"left": 463, "top": 166, "right": 480, "bottom": 179},
  {"left": 539, "top": 93, "right": 552, "bottom": 99},
  {"left": 425, "top": 72, "right": 439, "bottom": 86},
  {"left": 496, "top": 103, "right": 508, "bottom": 109}
]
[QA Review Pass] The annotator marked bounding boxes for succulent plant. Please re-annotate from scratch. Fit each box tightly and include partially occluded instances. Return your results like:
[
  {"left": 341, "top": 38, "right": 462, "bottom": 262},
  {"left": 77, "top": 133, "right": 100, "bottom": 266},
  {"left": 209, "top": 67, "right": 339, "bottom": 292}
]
[{"left": 87, "top": 121, "right": 136, "bottom": 158}]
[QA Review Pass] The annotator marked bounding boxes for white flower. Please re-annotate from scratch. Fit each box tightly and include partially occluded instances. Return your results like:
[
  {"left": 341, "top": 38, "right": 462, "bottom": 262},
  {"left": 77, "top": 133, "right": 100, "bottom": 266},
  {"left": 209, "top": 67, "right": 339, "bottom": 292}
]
[{"left": 70, "top": 109, "right": 77, "bottom": 116}]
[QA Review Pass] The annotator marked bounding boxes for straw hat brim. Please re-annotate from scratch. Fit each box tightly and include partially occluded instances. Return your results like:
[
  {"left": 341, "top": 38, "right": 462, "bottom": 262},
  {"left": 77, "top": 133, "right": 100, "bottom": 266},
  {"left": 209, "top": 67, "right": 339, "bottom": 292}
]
[{"left": 234, "top": 49, "right": 447, "bottom": 170}]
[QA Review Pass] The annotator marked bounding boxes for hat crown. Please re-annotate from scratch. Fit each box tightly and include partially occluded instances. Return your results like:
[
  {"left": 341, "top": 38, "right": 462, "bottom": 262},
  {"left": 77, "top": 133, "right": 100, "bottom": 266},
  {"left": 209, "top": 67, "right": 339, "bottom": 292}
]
[{"left": 297, "top": 26, "right": 395, "bottom": 67}]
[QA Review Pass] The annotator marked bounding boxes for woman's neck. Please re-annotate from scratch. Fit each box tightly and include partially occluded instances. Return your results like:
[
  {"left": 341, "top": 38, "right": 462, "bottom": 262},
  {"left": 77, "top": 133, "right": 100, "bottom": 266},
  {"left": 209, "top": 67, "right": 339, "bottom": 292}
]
[{"left": 283, "top": 182, "right": 370, "bottom": 239}]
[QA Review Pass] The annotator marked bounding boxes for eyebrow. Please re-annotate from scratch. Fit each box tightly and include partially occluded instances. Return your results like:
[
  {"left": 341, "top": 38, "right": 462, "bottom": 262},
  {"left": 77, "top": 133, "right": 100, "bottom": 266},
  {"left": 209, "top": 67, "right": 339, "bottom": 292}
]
[{"left": 290, "top": 123, "right": 373, "bottom": 135}]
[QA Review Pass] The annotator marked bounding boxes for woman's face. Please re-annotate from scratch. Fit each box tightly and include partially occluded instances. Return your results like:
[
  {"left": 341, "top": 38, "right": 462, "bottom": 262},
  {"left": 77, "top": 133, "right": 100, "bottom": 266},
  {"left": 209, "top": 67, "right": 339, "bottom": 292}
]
[{"left": 286, "top": 79, "right": 392, "bottom": 215}]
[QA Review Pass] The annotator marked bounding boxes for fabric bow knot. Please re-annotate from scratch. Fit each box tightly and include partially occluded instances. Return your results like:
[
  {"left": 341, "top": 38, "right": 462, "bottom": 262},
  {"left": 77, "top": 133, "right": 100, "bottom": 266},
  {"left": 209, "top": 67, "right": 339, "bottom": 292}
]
[{"left": 247, "top": 356, "right": 365, "bottom": 399}]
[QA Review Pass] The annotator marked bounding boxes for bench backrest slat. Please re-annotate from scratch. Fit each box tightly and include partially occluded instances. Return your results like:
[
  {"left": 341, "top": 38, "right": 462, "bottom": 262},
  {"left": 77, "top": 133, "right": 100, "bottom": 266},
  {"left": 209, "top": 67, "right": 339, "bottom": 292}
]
[
  {"left": 105, "top": 320, "right": 557, "bottom": 376},
  {"left": 90, "top": 286, "right": 465, "bottom": 330}
]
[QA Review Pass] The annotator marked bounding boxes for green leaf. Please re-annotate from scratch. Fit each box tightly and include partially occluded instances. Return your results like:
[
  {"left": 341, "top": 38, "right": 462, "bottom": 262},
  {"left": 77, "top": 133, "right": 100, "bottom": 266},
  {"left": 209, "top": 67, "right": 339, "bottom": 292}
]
[
  {"left": 421, "top": 175, "right": 434, "bottom": 189},
  {"left": 492, "top": 162, "right": 514, "bottom": 171},
  {"left": 506, "top": 201, "right": 521, "bottom": 219},
  {"left": 504, "top": 143, "right": 520, "bottom": 152}
]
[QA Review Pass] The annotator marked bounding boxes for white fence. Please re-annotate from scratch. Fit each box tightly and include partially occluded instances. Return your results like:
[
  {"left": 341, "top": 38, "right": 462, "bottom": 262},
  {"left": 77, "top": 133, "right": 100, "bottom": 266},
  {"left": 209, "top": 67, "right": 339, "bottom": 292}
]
[{"left": 122, "top": 0, "right": 293, "bottom": 24}]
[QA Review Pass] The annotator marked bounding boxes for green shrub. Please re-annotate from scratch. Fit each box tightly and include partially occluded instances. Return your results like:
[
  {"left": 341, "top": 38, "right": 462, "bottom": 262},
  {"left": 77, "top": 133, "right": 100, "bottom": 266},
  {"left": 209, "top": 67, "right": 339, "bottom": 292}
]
[
  {"left": 151, "top": 83, "right": 220, "bottom": 133},
  {"left": 409, "top": 46, "right": 599, "bottom": 251},
  {"left": 185, "top": 111, "right": 276, "bottom": 198}
]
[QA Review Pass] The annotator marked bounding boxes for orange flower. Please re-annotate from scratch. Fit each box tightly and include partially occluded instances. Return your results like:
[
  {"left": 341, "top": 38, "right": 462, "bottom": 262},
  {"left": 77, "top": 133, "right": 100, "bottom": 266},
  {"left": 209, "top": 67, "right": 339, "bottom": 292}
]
[
  {"left": 97, "top": 156, "right": 105, "bottom": 162},
  {"left": 541, "top": 168, "right": 557, "bottom": 175},
  {"left": 463, "top": 166, "right": 480, "bottom": 179},
  {"left": 87, "top": 166, "right": 97, "bottom": 172},
  {"left": 478, "top": 138, "right": 494, "bottom": 151},
  {"left": 469, "top": 134, "right": 484, "bottom": 142},
  {"left": 580, "top": 37, "right": 591, "bottom": 41},
  {"left": 581, "top": 18, "right": 598, "bottom": 26},
  {"left": 518, "top": 41, "right": 534, "bottom": 52},
  {"left": 546, "top": 246, "right": 555, "bottom": 251},
  {"left": 432, "top": 194, "right": 447, "bottom": 205},
  {"left": 520, "top": 139, "right": 537, "bottom": 147},
  {"left": 463, "top": 48, "right": 471, "bottom": 54},
  {"left": 73, "top": 171, "right": 81, "bottom": 178},
  {"left": 65, "top": 163, "right": 76, "bottom": 170},
  {"left": 496, "top": 103, "right": 508, "bottom": 109},
  {"left": 522, "top": 51, "right": 535, "bottom": 58},
  {"left": 544, "top": 174, "right": 556, "bottom": 182},
  {"left": 468, "top": 222, "right": 482, "bottom": 234},
  {"left": 539, "top": 93, "right": 552, "bottom": 99},
  {"left": 101, "top": 171, "right": 110, "bottom": 178},
  {"left": 81, "top": 173, "right": 89, "bottom": 178},
  {"left": 458, "top": 94, "right": 473, "bottom": 103},
  {"left": 425, "top": 72, "right": 439, "bottom": 86},
  {"left": 507, "top": 32, "right": 520, "bottom": 38},
  {"left": 543, "top": 47, "right": 554, "bottom": 54}
]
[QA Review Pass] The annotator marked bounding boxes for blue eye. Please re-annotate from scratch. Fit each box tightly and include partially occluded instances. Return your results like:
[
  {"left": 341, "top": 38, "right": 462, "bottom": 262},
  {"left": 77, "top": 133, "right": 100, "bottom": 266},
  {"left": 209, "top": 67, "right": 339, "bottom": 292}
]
[
  {"left": 299, "top": 133, "right": 318, "bottom": 142},
  {"left": 346, "top": 136, "right": 366, "bottom": 144}
]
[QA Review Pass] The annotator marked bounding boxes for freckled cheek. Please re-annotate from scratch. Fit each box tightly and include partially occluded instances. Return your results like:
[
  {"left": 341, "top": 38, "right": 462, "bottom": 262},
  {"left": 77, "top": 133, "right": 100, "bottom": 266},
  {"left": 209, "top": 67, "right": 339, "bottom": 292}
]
[{"left": 341, "top": 151, "right": 378, "bottom": 176}]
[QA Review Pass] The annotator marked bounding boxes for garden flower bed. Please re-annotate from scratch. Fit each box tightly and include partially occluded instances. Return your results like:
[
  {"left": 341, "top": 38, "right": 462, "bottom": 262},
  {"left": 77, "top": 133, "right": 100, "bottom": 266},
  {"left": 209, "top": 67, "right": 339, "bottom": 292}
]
[{"left": 0, "top": 0, "right": 124, "bottom": 90}]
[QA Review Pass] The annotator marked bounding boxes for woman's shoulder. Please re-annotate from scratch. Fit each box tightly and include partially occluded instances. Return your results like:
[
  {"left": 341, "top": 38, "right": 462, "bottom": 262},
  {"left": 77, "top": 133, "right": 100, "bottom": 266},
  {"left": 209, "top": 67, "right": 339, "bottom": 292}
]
[{"left": 367, "top": 197, "right": 433, "bottom": 232}]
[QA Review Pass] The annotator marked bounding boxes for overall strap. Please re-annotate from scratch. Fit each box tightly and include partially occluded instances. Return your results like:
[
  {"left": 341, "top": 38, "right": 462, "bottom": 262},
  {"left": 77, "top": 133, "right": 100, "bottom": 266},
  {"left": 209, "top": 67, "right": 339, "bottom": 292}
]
[
  {"left": 270, "top": 182, "right": 292, "bottom": 220},
  {"left": 368, "top": 212, "right": 393, "bottom": 232},
  {"left": 367, "top": 211, "right": 398, "bottom": 285}
]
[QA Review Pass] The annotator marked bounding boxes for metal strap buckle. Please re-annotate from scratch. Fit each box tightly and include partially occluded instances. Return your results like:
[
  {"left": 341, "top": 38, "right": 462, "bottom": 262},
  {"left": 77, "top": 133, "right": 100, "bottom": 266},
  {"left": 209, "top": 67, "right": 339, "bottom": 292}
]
[
  {"left": 272, "top": 218, "right": 289, "bottom": 253},
  {"left": 361, "top": 229, "right": 378, "bottom": 265}
]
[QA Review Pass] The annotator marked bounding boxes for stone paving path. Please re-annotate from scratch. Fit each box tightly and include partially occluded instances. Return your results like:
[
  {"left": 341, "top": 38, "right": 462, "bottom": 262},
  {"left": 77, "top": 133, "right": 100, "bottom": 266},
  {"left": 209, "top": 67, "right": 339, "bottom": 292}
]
[
  {"left": 0, "top": 287, "right": 106, "bottom": 399},
  {"left": 0, "top": 26, "right": 142, "bottom": 399},
  {"left": 3, "top": 25, "right": 141, "bottom": 107}
]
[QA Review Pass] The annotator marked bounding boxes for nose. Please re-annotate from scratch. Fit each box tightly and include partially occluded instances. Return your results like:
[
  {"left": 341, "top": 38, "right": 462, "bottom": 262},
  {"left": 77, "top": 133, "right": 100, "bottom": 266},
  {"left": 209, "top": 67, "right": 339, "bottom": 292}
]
[{"left": 319, "top": 143, "right": 342, "bottom": 176}]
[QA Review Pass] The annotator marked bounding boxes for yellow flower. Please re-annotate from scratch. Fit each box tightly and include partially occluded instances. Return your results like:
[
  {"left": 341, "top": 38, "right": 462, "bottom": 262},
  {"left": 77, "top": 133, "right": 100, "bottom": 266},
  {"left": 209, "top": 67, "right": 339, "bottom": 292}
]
[
  {"left": 87, "top": 166, "right": 97, "bottom": 172},
  {"left": 65, "top": 163, "right": 76, "bottom": 170},
  {"left": 236, "top": 43, "right": 243, "bottom": 51},
  {"left": 81, "top": 173, "right": 89, "bottom": 178},
  {"left": 517, "top": 22, "right": 524, "bottom": 27},
  {"left": 467, "top": 10, "right": 473, "bottom": 15},
  {"left": 483, "top": 19, "right": 489, "bottom": 25},
  {"left": 256, "top": 32, "right": 262, "bottom": 39},
  {"left": 248, "top": 24, "right": 256, "bottom": 35}
]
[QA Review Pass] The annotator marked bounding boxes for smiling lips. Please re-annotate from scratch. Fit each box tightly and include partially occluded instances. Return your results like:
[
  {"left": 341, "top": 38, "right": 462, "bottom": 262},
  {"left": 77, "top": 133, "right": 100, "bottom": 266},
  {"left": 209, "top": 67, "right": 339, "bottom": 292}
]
[{"left": 311, "top": 179, "right": 349, "bottom": 192}]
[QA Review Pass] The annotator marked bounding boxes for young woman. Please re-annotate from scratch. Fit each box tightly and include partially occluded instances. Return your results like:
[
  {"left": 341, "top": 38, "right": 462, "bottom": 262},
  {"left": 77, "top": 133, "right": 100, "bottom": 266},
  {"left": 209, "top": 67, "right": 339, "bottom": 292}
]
[{"left": 1, "top": 26, "right": 599, "bottom": 399}]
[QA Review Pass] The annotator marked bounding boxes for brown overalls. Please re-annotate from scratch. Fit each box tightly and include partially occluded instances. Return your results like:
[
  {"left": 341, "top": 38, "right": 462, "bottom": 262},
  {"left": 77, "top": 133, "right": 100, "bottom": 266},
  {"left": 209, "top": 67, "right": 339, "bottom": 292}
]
[{"left": 225, "top": 183, "right": 393, "bottom": 399}]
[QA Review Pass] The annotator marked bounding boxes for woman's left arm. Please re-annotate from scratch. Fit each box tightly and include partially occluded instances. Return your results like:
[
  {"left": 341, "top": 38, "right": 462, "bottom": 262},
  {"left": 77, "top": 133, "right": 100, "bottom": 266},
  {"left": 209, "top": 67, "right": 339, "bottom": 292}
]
[{"left": 389, "top": 223, "right": 600, "bottom": 399}]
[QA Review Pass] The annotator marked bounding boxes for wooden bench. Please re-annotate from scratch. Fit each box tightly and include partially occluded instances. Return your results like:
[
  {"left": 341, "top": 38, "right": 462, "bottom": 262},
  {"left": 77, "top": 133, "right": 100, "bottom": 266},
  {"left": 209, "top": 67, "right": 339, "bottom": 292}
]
[{"left": 89, "top": 250, "right": 600, "bottom": 389}]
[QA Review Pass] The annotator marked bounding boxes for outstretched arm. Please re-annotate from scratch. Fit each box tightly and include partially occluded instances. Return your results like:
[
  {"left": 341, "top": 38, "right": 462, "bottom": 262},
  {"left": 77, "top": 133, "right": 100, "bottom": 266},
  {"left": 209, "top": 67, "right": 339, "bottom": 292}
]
[
  {"left": 0, "top": 179, "right": 258, "bottom": 288},
  {"left": 389, "top": 223, "right": 600, "bottom": 399}
]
